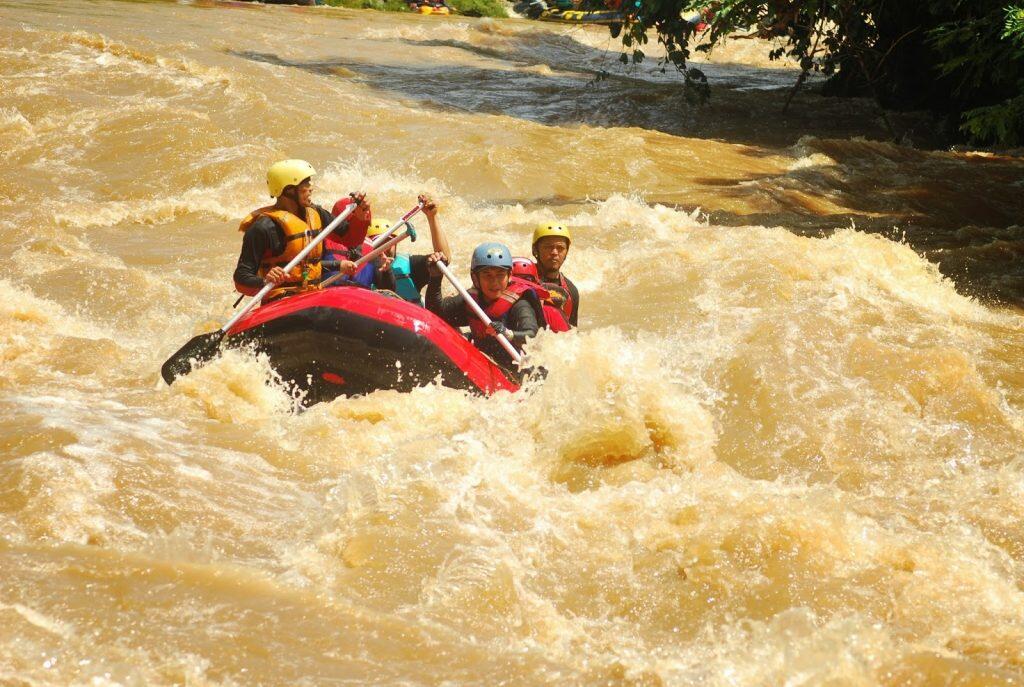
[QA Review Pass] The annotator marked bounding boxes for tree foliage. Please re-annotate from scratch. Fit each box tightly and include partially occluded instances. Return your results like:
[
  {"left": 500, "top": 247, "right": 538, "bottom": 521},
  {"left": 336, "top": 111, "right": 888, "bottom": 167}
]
[
  {"left": 609, "top": 0, "right": 1024, "bottom": 145},
  {"left": 930, "top": 4, "right": 1024, "bottom": 144}
]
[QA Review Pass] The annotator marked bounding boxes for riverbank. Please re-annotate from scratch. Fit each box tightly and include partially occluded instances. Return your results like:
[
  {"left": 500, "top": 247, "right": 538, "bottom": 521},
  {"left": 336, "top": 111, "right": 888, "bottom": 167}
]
[{"left": 322, "top": 0, "right": 507, "bottom": 17}]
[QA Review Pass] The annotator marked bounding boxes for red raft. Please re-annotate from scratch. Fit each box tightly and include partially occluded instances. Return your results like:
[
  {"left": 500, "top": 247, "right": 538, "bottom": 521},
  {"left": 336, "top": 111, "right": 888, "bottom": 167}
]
[{"left": 224, "top": 287, "right": 520, "bottom": 403}]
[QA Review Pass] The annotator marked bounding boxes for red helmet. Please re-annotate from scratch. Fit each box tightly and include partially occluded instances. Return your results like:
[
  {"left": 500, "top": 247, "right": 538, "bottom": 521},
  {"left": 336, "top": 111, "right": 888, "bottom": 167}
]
[
  {"left": 332, "top": 196, "right": 371, "bottom": 248},
  {"left": 511, "top": 257, "right": 539, "bottom": 283}
]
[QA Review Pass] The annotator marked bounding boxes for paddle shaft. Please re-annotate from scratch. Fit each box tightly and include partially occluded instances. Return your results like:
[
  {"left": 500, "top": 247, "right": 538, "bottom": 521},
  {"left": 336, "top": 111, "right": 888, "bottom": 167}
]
[
  {"left": 230, "top": 200, "right": 419, "bottom": 309},
  {"left": 318, "top": 227, "right": 414, "bottom": 289},
  {"left": 435, "top": 261, "right": 523, "bottom": 364},
  {"left": 221, "top": 201, "right": 358, "bottom": 334},
  {"left": 370, "top": 202, "right": 424, "bottom": 248}
]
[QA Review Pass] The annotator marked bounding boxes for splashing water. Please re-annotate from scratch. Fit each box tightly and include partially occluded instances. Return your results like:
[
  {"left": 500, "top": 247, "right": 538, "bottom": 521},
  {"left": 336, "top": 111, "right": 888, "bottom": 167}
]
[{"left": 1, "top": 0, "right": 1023, "bottom": 684}]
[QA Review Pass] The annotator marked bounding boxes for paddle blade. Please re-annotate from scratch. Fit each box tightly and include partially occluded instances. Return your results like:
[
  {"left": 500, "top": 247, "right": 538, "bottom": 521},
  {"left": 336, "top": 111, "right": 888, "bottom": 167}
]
[{"left": 160, "top": 330, "right": 226, "bottom": 385}]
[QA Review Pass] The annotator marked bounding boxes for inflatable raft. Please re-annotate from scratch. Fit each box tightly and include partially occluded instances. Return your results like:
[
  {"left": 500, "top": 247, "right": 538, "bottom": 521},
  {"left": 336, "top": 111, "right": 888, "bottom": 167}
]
[{"left": 224, "top": 286, "right": 519, "bottom": 404}]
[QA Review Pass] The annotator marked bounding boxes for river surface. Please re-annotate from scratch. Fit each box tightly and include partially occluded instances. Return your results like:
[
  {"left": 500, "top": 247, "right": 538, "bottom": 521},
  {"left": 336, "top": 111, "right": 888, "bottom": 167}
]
[{"left": 2, "top": 0, "right": 1024, "bottom": 684}]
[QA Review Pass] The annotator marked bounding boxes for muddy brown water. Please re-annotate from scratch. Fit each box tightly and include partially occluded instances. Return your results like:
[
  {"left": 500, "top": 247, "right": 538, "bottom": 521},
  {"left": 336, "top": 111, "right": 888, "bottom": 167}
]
[{"left": 1, "top": 0, "right": 1023, "bottom": 684}]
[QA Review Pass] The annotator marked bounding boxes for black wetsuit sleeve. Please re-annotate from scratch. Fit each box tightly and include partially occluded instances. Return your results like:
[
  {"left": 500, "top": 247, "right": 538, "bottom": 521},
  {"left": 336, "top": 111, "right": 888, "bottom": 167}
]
[
  {"left": 408, "top": 254, "right": 432, "bottom": 292},
  {"left": 564, "top": 277, "right": 580, "bottom": 327},
  {"left": 375, "top": 264, "right": 397, "bottom": 291},
  {"left": 233, "top": 218, "right": 282, "bottom": 289},
  {"left": 506, "top": 298, "right": 539, "bottom": 345},
  {"left": 425, "top": 277, "right": 470, "bottom": 328}
]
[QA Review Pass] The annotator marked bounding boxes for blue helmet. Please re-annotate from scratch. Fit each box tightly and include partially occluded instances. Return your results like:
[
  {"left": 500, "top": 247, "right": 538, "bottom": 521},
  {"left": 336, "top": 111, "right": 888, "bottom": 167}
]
[{"left": 470, "top": 242, "right": 513, "bottom": 273}]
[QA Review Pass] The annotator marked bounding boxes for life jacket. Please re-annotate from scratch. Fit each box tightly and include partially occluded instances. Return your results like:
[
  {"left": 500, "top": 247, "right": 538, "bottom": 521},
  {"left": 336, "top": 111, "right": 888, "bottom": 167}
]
[
  {"left": 466, "top": 278, "right": 568, "bottom": 344},
  {"left": 535, "top": 263, "right": 575, "bottom": 323},
  {"left": 529, "top": 280, "right": 571, "bottom": 332},
  {"left": 539, "top": 298, "right": 571, "bottom": 332},
  {"left": 321, "top": 236, "right": 375, "bottom": 288},
  {"left": 352, "top": 239, "right": 378, "bottom": 288},
  {"left": 513, "top": 257, "right": 571, "bottom": 329},
  {"left": 323, "top": 235, "right": 372, "bottom": 286},
  {"left": 238, "top": 205, "right": 323, "bottom": 301},
  {"left": 391, "top": 254, "right": 422, "bottom": 304}
]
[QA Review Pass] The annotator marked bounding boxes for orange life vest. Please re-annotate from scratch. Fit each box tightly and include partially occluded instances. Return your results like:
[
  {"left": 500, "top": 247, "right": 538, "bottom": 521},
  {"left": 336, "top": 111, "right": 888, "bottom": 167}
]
[{"left": 239, "top": 205, "right": 323, "bottom": 301}]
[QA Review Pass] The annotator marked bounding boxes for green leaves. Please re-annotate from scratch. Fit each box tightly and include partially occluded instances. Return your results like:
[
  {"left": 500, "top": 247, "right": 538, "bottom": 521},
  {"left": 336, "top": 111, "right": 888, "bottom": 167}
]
[
  {"left": 961, "top": 93, "right": 1024, "bottom": 144},
  {"left": 926, "top": 3, "right": 1024, "bottom": 142},
  {"left": 607, "top": 0, "right": 1024, "bottom": 145},
  {"left": 954, "top": 4, "right": 1024, "bottom": 143},
  {"left": 1004, "top": 4, "right": 1024, "bottom": 41}
]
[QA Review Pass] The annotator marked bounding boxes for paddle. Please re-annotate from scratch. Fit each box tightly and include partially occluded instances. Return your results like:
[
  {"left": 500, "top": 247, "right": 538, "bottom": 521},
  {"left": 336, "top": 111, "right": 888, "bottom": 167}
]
[
  {"left": 369, "top": 202, "right": 424, "bottom": 249},
  {"left": 160, "top": 200, "right": 360, "bottom": 385},
  {"left": 227, "top": 197, "right": 418, "bottom": 308},
  {"left": 318, "top": 222, "right": 417, "bottom": 289},
  {"left": 434, "top": 261, "right": 523, "bottom": 365}
]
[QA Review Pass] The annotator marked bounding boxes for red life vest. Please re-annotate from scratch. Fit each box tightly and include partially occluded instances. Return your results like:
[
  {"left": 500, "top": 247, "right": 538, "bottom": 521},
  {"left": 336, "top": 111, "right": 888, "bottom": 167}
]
[
  {"left": 466, "top": 277, "right": 568, "bottom": 340},
  {"left": 532, "top": 262, "right": 575, "bottom": 323},
  {"left": 540, "top": 301, "right": 570, "bottom": 332},
  {"left": 512, "top": 257, "right": 570, "bottom": 331},
  {"left": 321, "top": 234, "right": 354, "bottom": 263}
]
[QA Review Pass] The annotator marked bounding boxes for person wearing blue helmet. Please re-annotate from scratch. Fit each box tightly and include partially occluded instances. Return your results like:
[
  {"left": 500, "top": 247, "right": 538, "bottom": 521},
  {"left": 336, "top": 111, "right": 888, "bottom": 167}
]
[{"left": 425, "top": 241, "right": 541, "bottom": 368}]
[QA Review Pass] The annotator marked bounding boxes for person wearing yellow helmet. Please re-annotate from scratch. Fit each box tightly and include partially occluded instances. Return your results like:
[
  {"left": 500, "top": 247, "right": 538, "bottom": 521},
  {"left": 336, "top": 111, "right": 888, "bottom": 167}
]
[
  {"left": 319, "top": 194, "right": 451, "bottom": 302},
  {"left": 366, "top": 220, "right": 390, "bottom": 241},
  {"left": 373, "top": 194, "right": 450, "bottom": 305},
  {"left": 531, "top": 222, "right": 579, "bottom": 327},
  {"left": 323, "top": 217, "right": 391, "bottom": 291},
  {"left": 234, "top": 159, "right": 362, "bottom": 301}
]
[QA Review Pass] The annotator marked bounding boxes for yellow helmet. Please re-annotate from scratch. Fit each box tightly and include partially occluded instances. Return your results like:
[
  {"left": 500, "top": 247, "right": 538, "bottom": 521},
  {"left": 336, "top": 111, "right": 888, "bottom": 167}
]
[
  {"left": 366, "top": 220, "right": 390, "bottom": 239},
  {"left": 532, "top": 222, "right": 572, "bottom": 248},
  {"left": 266, "top": 159, "right": 316, "bottom": 198}
]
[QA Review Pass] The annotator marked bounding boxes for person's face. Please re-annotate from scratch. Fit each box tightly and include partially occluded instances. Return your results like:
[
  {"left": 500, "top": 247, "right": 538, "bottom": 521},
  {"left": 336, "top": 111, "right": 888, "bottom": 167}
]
[
  {"left": 473, "top": 267, "right": 510, "bottom": 301},
  {"left": 283, "top": 178, "right": 313, "bottom": 208},
  {"left": 354, "top": 198, "right": 371, "bottom": 223},
  {"left": 534, "top": 236, "right": 569, "bottom": 273},
  {"left": 295, "top": 179, "right": 313, "bottom": 207}
]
